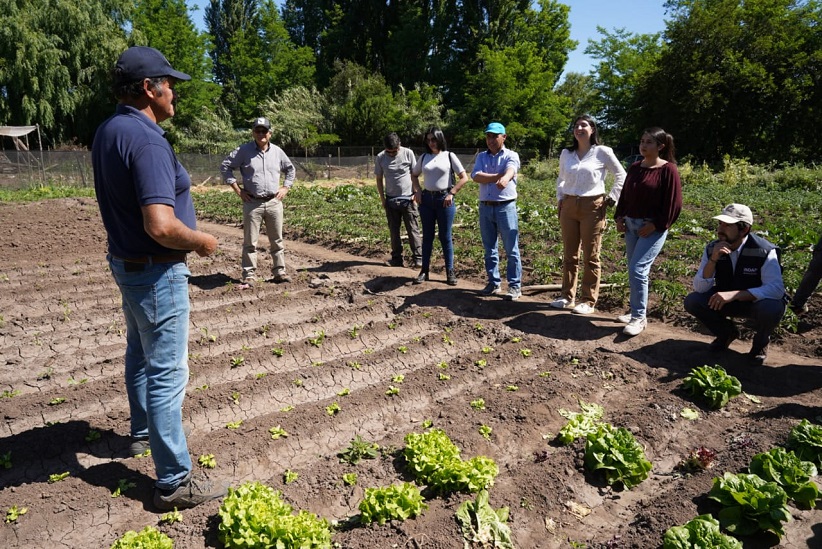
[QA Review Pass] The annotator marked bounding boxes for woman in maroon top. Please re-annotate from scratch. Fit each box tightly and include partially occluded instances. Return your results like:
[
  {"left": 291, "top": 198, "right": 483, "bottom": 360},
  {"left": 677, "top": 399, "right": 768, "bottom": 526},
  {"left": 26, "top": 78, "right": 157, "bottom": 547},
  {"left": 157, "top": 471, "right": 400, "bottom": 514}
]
[{"left": 614, "top": 127, "right": 682, "bottom": 336}]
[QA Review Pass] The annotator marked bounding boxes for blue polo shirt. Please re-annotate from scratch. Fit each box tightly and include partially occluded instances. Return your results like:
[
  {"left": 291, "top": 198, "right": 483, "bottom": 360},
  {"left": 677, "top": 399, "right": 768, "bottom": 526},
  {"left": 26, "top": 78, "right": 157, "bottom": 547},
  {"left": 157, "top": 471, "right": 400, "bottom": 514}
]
[
  {"left": 471, "top": 146, "right": 520, "bottom": 202},
  {"left": 92, "top": 104, "right": 196, "bottom": 258}
]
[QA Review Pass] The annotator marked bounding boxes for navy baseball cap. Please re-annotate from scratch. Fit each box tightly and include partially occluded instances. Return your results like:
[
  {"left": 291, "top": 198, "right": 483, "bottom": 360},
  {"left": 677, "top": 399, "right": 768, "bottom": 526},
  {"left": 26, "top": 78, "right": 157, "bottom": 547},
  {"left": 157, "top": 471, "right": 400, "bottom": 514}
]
[
  {"left": 484, "top": 122, "right": 506, "bottom": 134},
  {"left": 253, "top": 117, "right": 271, "bottom": 130},
  {"left": 115, "top": 46, "right": 191, "bottom": 83}
]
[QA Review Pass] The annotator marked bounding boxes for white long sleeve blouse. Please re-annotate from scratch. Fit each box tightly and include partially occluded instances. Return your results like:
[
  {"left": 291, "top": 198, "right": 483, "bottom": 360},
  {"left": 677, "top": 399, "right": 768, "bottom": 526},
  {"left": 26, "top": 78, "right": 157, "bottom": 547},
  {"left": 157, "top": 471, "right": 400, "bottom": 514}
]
[{"left": 556, "top": 145, "right": 626, "bottom": 203}]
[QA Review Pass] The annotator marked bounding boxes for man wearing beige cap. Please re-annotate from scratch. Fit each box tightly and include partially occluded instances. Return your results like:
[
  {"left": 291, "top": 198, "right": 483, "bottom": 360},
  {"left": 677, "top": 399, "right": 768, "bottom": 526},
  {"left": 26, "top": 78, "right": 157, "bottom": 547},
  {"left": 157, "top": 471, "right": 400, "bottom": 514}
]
[{"left": 684, "top": 203, "right": 788, "bottom": 366}]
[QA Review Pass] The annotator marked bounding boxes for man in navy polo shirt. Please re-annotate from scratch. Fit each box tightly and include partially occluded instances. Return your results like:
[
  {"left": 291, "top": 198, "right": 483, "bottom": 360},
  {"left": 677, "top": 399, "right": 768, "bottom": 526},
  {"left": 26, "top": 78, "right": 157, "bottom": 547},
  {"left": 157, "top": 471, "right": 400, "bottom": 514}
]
[
  {"left": 684, "top": 203, "right": 788, "bottom": 366},
  {"left": 92, "top": 46, "right": 227, "bottom": 510}
]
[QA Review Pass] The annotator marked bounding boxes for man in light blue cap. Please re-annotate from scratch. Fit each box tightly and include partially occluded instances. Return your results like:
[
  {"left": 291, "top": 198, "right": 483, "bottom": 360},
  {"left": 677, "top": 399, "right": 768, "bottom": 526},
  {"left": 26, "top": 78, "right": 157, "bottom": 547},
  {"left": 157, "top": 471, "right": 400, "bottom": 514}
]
[{"left": 471, "top": 122, "right": 523, "bottom": 300}]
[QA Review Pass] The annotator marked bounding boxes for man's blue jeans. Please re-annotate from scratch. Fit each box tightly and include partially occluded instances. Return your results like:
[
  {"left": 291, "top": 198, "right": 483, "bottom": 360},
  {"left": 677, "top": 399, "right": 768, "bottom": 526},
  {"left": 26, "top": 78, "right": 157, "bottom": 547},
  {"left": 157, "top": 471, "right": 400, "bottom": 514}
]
[
  {"left": 418, "top": 191, "right": 455, "bottom": 271},
  {"left": 624, "top": 217, "right": 667, "bottom": 319},
  {"left": 479, "top": 201, "right": 521, "bottom": 287},
  {"left": 109, "top": 256, "right": 192, "bottom": 490}
]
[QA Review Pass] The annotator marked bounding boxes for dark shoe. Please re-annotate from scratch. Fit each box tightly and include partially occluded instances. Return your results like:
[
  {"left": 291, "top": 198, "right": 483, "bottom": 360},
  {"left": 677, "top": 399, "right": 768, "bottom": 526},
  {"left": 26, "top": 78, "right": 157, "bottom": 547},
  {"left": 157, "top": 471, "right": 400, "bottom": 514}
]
[
  {"left": 271, "top": 273, "right": 292, "bottom": 283},
  {"left": 414, "top": 259, "right": 423, "bottom": 268},
  {"left": 748, "top": 346, "right": 767, "bottom": 367},
  {"left": 389, "top": 258, "right": 404, "bottom": 267},
  {"left": 153, "top": 473, "right": 229, "bottom": 511},
  {"left": 480, "top": 282, "right": 502, "bottom": 296},
  {"left": 129, "top": 425, "right": 192, "bottom": 456},
  {"left": 446, "top": 269, "right": 457, "bottom": 286},
  {"left": 708, "top": 328, "right": 739, "bottom": 352},
  {"left": 413, "top": 270, "right": 429, "bottom": 285}
]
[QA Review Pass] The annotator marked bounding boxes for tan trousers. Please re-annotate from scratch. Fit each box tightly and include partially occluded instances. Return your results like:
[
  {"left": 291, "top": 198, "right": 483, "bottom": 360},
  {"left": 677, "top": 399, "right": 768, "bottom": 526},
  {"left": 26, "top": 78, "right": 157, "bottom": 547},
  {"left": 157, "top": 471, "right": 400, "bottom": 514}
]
[{"left": 559, "top": 194, "right": 607, "bottom": 306}]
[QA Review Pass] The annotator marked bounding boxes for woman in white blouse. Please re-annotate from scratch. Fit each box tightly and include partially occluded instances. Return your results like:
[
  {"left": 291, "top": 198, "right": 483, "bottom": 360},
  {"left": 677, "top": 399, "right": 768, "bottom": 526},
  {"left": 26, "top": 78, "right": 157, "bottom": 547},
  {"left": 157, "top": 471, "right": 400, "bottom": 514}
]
[{"left": 551, "top": 115, "right": 626, "bottom": 315}]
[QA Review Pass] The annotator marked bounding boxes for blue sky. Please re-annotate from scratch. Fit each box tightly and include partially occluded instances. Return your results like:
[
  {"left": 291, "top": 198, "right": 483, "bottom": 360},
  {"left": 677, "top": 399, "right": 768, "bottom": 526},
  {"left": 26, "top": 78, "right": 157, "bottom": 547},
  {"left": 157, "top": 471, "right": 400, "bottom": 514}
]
[{"left": 187, "top": 0, "right": 668, "bottom": 75}]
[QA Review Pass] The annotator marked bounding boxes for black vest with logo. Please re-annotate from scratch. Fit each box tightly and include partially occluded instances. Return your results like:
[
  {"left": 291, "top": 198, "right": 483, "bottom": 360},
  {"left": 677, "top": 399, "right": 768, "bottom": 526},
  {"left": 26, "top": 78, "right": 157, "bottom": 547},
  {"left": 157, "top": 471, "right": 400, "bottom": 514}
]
[{"left": 707, "top": 233, "right": 780, "bottom": 292}]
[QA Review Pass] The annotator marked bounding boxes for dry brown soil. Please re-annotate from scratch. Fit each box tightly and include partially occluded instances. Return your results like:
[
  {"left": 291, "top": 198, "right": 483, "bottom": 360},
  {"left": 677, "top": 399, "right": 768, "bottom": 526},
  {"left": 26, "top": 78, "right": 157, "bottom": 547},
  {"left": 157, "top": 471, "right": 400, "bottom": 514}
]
[{"left": 0, "top": 198, "right": 820, "bottom": 548}]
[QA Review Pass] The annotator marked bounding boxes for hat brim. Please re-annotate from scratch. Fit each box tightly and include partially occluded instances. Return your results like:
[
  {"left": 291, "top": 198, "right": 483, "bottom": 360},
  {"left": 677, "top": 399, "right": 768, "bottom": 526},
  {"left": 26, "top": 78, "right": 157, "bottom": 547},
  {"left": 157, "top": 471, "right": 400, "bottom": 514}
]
[
  {"left": 713, "top": 214, "right": 749, "bottom": 224},
  {"left": 166, "top": 69, "right": 191, "bottom": 81}
]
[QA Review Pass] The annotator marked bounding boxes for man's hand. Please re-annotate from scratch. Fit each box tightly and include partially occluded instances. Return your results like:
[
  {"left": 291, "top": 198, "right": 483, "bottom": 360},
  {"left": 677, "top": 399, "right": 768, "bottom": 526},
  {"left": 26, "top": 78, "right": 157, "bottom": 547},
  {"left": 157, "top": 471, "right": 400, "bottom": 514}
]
[
  {"left": 496, "top": 176, "right": 510, "bottom": 190},
  {"left": 195, "top": 233, "right": 218, "bottom": 257},
  {"left": 708, "top": 290, "right": 740, "bottom": 310},
  {"left": 236, "top": 187, "right": 252, "bottom": 203},
  {"left": 615, "top": 217, "right": 627, "bottom": 233},
  {"left": 711, "top": 241, "right": 733, "bottom": 262},
  {"left": 275, "top": 186, "right": 290, "bottom": 201}
]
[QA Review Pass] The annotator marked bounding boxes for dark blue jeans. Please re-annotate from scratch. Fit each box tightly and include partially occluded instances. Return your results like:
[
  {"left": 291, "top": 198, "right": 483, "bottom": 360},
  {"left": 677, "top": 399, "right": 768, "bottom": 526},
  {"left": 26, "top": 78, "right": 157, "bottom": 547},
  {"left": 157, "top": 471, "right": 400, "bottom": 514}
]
[
  {"left": 418, "top": 191, "right": 455, "bottom": 271},
  {"left": 684, "top": 290, "right": 786, "bottom": 353}
]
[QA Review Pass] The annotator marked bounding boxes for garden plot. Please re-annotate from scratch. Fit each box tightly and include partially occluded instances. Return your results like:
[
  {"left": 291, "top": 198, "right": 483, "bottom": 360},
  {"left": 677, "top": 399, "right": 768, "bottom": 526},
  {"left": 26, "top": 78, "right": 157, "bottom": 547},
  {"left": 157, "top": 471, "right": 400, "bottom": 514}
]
[{"left": 0, "top": 198, "right": 820, "bottom": 548}]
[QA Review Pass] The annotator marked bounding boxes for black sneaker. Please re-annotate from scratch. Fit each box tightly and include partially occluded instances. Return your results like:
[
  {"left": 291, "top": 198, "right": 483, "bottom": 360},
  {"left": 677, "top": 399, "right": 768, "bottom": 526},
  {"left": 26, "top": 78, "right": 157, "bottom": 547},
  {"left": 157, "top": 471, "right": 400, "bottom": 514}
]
[
  {"left": 388, "top": 258, "right": 404, "bottom": 267},
  {"left": 748, "top": 347, "right": 767, "bottom": 367},
  {"left": 413, "top": 271, "right": 429, "bottom": 284},
  {"left": 153, "top": 473, "right": 229, "bottom": 511}
]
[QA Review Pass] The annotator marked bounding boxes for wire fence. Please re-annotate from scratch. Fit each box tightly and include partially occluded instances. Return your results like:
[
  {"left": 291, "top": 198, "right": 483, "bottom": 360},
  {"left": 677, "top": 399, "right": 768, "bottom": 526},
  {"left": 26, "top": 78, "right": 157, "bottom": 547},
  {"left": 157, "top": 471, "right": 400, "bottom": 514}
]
[{"left": 0, "top": 147, "right": 544, "bottom": 190}]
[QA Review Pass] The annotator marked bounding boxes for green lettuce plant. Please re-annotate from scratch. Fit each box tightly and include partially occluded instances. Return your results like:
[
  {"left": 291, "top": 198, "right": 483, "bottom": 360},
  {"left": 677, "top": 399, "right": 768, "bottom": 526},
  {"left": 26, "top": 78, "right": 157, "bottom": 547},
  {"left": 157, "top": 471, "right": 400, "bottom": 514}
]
[
  {"left": 787, "top": 419, "right": 822, "bottom": 467},
  {"left": 217, "top": 481, "right": 331, "bottom": 548},
  {"left": 358, "top": 482, "right": 427, "bottom": 525},
  {"left": 584, "top": 423, "right": 652, "bottom": 489},
  {"left": 557, "top": 400, "right": 604, "bottom": 445},
  {"left": 708, "top": 472, "right": 791, "bottom": 538},
  {"left": 663, "top": 514, "right": 742, "bottom": 549},
  {"left": 749, "top": 447, "right": 819, "bottom": 508},
  {"left": 456, "top": 489, "right": 513, "bottom": 549},
  {"left": 403, "top": 429, "right": 498, "bottom": 493},
  {"left": 681, "top": 365, "right": 742, "bottom": 409},
  {"left": 110, "top": 526, "right": 173, "bottom": 549}
]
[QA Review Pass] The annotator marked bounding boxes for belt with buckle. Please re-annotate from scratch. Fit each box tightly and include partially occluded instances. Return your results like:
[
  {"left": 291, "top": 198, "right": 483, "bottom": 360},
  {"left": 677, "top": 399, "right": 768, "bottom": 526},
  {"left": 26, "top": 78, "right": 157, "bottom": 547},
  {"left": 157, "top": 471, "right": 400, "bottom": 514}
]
[
  {"left": 114, "top": 253, "right": 188, "bottom": 271},
  {"left": 253, "top": 195, "right": 276, "bottom": 201},
  {"left": 480, "top": 199, "right": 515, "bottom": 206},
  {"left": 422, "top": 188, "right": 450, "bottom": 195}
]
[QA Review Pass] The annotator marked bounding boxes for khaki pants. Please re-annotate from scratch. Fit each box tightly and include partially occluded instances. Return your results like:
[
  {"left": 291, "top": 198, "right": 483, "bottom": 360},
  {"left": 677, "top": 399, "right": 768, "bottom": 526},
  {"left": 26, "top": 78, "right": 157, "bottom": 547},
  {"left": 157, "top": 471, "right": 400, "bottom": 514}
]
[
  {"left": 242, "top": 198, "right": 285, "bottom": 279},
  {"left": 559, "top": 194, "right": 606, "bottom": 306}
]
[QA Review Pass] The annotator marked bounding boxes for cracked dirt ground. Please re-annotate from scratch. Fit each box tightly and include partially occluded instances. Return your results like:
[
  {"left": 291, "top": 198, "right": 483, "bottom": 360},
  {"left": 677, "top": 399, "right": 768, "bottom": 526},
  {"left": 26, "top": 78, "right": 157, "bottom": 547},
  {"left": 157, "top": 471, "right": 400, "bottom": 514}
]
[{"left": 0, "top": 198, "right": 820, "bottom": 548}]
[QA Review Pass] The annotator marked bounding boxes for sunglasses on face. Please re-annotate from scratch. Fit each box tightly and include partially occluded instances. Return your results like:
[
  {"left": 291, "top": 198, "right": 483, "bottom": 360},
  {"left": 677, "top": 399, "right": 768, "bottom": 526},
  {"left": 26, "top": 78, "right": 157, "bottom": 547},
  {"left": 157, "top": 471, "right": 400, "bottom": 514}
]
[{"left": 254, "top": 128, "right": 269, "bottom": 134}]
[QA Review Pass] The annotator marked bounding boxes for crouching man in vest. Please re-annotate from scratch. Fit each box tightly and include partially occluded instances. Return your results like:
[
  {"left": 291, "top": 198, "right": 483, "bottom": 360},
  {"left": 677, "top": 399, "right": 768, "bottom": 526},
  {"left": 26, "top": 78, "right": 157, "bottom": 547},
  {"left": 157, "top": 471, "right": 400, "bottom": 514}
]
[{"left": 684, "top": 203, "right": 787, "bottom": 366}]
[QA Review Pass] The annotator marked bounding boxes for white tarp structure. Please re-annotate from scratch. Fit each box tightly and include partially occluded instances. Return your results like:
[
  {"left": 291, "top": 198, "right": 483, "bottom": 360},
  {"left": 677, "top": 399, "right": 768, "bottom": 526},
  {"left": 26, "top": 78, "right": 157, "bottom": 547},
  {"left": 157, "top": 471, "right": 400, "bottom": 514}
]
[{"left": 0, "top": 125, "right": 45, "bottom": 183}]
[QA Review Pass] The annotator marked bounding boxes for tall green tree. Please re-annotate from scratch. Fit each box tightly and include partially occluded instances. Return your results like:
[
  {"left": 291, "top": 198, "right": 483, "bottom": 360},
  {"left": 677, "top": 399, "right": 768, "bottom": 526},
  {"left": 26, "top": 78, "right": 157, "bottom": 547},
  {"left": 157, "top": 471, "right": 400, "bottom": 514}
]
[
  {"left": 645, "top": 0, "right": 822, "bottom": 163},
  {"left": 453, "top": 0, "right": 574, "bottom": 148},
  {"left": 0, "top": 0, "right": 130, "bottom": 145},
  {"left": 260, "top": 86, "right": 338, "bottom": 152},
  {"left": 325, "top": 60, "right": 400, "bottom": 145},
  {"left": 585, "top": 27, "right": 663, "bottom": 146},
  {"left": 131, "top": 0, "right": 220, "bottom": 127},
  {"left": 206, "top": 0, "right": 315, "bottom": 125}
]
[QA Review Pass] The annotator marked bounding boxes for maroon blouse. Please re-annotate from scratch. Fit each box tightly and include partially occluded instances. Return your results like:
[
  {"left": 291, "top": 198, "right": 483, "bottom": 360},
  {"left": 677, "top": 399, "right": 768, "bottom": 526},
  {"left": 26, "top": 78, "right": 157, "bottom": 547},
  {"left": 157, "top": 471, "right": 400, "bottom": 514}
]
[{"left": 614, "top": 162, "right": 682, "bottom": 231}]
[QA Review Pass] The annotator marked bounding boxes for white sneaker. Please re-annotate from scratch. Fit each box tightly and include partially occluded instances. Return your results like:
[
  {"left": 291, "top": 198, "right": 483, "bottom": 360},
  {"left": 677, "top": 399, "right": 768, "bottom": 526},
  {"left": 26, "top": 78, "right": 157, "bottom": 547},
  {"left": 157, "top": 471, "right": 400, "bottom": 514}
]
[
  {"left": 550, "top": 298, "right": 574, "bottom": 309},
  {"left": 617, "top": 313, "right": 632, "bottom": 324},
  {"left": 623, "top": 317, "right": 647, "bottom": 336},
  {"left": 505, "top": 287, "right": 522, "bottom": 301},
  {"left": 572, "top": 303, "right": 595, "bottom": 315}
]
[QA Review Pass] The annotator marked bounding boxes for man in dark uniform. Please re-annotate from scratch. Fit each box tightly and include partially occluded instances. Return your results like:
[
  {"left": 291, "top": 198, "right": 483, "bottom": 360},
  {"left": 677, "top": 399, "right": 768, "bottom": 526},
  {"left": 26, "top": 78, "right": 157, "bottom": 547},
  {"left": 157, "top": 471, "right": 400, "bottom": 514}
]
[
  {"left": 92, "top": 46, "right": 227, "bottom": 510},
  {"left": 684, "top": 203, "right": 787, "bottom": 366}
]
